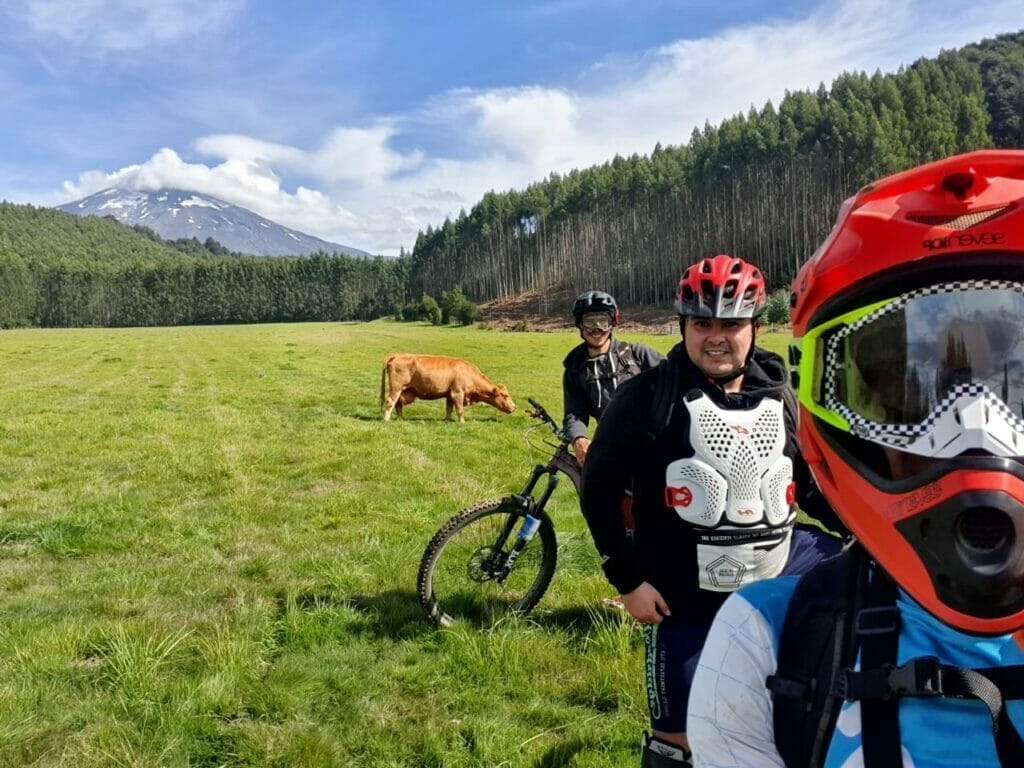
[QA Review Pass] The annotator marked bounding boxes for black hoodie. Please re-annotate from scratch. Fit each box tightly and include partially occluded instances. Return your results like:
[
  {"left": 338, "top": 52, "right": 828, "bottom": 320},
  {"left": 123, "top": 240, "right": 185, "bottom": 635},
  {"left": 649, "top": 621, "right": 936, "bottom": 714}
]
[{"left": 580, "top": 342, "right": 844, "bottom": 613}]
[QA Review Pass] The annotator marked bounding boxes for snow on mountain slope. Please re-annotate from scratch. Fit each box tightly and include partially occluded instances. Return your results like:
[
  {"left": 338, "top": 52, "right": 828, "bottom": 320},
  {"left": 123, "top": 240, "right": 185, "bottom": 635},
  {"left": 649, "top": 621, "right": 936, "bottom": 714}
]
[{"left": 58, "top": 188, "right": 372, "bottom": 258}]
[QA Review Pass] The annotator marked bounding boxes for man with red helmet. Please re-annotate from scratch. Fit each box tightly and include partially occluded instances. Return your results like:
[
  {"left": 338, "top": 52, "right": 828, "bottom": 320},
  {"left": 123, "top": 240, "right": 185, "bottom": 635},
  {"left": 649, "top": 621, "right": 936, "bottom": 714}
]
[
  {"left": 688, "top": 151, "right": 1024, "bottom": 767},
  {"left": 580, "top": 256, "right": 845, "bottom": 767}
]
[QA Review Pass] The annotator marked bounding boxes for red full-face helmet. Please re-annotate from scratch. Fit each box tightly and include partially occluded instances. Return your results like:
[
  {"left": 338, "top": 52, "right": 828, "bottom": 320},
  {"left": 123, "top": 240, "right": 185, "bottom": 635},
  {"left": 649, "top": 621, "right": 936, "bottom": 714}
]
[
  {"left": 675, "top": 254, "right": 767, "bottom": 319},
  {"left": 790, "top": 149, "right": 1024, "bottom": 635}
]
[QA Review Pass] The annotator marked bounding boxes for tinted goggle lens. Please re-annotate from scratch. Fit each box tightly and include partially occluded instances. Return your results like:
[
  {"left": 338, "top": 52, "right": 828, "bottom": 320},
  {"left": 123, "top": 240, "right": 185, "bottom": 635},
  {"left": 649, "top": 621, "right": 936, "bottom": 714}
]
[
  {"left": 809, "top": 282, "right": 1024, "bottom": 431},
  {"left": 581, "top": 315, "right": 612, "bottom": 332}
]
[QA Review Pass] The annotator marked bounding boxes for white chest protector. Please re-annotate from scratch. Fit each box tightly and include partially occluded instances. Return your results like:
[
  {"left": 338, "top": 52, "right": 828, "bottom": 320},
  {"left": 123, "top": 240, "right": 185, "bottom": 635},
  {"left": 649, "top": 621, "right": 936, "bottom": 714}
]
[{"left": 664, "top": 390, "right": 796, "bottom": 592}]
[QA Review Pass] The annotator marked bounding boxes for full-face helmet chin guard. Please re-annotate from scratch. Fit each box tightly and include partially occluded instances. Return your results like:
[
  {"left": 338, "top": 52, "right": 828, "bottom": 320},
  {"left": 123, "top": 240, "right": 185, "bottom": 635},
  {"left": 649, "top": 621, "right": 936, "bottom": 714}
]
[{"left": 791, "top": 150, "right": 1024, "bottom": 635}]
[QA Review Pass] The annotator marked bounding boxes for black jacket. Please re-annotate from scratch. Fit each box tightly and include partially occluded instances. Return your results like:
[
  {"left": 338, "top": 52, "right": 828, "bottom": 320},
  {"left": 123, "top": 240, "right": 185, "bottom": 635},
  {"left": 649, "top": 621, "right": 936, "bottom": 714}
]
[
  {"left": 580, "top": 342, "right": 845, "bottom": 613},
  {"left": 562, "top": 337, "right": 664, "bottom": 442}
]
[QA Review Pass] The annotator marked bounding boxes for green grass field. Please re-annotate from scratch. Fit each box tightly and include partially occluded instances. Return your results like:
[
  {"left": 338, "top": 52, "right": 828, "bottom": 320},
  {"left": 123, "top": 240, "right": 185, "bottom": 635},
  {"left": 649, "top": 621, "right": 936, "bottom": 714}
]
[{"left": 0, "top": 320, "right": 790, "bottom": 767}]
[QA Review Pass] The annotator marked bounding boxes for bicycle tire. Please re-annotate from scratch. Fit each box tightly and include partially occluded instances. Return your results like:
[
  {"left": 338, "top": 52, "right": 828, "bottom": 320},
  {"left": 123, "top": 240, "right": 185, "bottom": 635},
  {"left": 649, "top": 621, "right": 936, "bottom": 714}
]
[{"left": 417, "top": 497, "right": 557, "bottom": 626}]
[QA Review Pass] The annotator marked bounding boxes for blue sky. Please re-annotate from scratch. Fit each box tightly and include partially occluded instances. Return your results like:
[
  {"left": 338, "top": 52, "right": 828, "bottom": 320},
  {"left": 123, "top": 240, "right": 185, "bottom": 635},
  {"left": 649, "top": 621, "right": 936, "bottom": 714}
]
[{"left": 2, "top": 0, "right": 1022, "bottom": 255}]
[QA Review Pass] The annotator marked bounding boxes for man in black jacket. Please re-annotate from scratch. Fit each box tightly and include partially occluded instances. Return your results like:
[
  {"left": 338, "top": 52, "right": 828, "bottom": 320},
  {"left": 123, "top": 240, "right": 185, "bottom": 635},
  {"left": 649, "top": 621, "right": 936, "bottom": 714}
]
[
  {"left": 563, "top": 290, "right": 664, "bottom": 466},
  {"left": 580, "top": 256, "right": 845, "bottom": 768}
]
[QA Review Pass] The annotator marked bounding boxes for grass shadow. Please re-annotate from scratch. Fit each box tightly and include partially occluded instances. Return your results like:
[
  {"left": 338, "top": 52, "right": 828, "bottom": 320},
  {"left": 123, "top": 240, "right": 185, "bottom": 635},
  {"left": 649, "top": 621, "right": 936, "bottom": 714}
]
[
  {"left": 347, "top": 588, "right": 436, "bottom": 640},
  {"left": 534, "top": 737, "right": 589, "bottom": 767},
  {"left": 530, "top": 605, "right": 629, "bottom": 636},
  {"left": 350, "top": 413, "right": 511, "bottom": 423}
]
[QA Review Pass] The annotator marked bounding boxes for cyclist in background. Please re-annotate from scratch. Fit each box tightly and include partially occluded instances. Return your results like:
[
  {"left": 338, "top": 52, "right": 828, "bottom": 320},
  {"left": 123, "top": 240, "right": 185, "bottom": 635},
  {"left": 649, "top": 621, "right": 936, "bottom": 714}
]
[
  {"left": 688, "top": 152, "right": 1024, "bottom": 767},
  {"left": 581, "top": 256, "right": 846, "bottom": 767},
  {"left": 563, "top": 290, "right": 664, "bottom": 466},
  {"left": 564, "top": 290, "right": 664, "bottom": 610}
]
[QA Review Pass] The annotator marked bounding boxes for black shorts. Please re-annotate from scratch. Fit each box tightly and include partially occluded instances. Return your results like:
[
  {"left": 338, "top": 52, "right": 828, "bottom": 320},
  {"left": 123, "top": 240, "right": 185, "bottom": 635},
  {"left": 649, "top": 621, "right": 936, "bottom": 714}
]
[{"left": 644, "top": 525, "right": 843, "bottom": 732}]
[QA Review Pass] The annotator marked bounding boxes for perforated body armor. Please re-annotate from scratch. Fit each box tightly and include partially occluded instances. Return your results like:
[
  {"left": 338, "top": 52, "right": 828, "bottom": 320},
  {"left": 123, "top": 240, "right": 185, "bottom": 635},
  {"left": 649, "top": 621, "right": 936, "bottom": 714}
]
[{"left": 665, "top": 391, "right": 796, "bottom": 590}]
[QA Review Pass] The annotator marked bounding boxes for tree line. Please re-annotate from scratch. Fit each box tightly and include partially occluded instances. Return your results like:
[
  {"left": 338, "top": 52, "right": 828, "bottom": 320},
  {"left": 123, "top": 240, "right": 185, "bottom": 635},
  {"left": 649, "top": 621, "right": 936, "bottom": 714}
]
[
  {"left": 408, "top": 30, "right": 1024, "bottom": 306},
  {"left": 0, "top": 203, "right": 410, "bottom": 328},
  {"left": 1, "top": 30, "right": 1021, "bottom": 329}
]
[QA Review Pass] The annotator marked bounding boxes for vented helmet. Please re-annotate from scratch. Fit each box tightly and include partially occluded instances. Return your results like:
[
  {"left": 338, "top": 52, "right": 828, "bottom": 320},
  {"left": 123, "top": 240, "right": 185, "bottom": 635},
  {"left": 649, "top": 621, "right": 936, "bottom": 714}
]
[
  {"left": 572, "top": 290, "right": 619, "bottom": 326},
  {"left": 790, "top": 149, "right": 1024, "bottom": 635},
  {"left": 675, "top": 254, "right": 767, "bottom": 319}
]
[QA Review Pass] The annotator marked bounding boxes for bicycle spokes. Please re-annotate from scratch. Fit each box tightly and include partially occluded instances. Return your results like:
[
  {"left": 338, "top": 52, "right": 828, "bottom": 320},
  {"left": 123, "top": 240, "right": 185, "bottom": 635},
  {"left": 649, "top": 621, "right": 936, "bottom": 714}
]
[
  {"left": 467, "top": 545, "right": 506, "bottom": 582},
  {"left": 417, "top": 499, "right": 557, "bottom": 626}
]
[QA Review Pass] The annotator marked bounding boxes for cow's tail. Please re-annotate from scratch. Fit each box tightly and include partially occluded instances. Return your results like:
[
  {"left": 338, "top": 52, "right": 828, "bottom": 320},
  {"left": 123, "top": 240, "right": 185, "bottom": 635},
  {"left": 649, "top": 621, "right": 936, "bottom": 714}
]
[{"left": 380, "top": 354, "right": 394, "bottom": 411}]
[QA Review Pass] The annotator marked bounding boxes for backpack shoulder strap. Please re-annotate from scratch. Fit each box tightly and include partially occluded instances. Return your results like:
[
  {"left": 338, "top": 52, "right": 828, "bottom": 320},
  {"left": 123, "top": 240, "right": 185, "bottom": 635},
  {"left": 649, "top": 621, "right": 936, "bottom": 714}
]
[
  {"left": 615, "top": 342, "right": 639, "bottom": 373},
  {"left": 781, "top": 381, "right": 798, "bottom": 418},
  {"left": 856, "top": 567, "right": 903, "bottom": 765},
  {"left": 801, "top": 559, "right": 1024, "bottom": 768},
  {"left": 836, "top": 566, "right": 1024, "bottom": 768},
  {"left": 767, "top": 546, "right": 868, "bottom": 768}
]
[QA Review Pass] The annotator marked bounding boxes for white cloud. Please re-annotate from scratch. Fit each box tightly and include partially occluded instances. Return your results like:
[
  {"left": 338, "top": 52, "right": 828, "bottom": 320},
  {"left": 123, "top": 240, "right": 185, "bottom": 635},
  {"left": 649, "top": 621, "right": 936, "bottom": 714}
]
[
  {"left": 192, "top": 135, "right": 306, "bottom": 169},
  {"left": 4, "top": 0, "right": 242, "bottom": 51},
  {"left": 312, "top": 125, "right": 426, "bottom": 183},
  {"left": 58, "top": 0, "right": 1024, "bottom": 255},
  {"left": 468, "top": 87, "right": 580, "bottom": 166}
]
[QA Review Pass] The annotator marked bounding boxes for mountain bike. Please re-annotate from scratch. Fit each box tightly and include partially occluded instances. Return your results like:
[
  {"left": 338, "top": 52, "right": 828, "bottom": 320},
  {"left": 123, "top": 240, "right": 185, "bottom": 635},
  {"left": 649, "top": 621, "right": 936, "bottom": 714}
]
[{"left": 417, "top": 398, "right": 581, "bottom": 626}]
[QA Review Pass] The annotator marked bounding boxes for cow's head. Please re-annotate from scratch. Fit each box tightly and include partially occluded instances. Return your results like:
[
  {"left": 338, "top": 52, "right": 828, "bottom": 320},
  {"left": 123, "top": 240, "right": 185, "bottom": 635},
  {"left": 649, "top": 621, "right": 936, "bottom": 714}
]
[{"left": 486, "top": 385, "right": 516, "bottom": 414}]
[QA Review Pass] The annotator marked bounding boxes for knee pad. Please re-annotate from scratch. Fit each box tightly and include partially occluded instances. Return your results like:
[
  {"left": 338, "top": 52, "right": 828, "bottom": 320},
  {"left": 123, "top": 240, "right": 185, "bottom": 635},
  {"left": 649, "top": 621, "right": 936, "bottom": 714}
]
[{"left": 640, "top": 732, "right": 692, "bottom": 768}]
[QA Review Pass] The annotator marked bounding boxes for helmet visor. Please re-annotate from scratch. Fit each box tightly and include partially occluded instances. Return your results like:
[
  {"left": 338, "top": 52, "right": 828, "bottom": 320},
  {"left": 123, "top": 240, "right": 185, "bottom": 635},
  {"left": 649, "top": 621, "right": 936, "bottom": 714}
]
[{"left": 802, "top": 280, "right": 1024, "bottom": 457}]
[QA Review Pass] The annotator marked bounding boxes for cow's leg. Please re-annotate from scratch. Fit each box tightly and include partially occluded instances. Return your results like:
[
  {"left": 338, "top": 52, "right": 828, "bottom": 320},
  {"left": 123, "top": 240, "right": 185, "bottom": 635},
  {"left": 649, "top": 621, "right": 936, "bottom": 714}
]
[
  {"left": 382, "top": 386, "right": 401, "bottom": 421},
  {"left": 453, "top": 392, "right": 466, "bottom": 423},
  {"left": 445, "top": 395, "right": 454, "bottom": 421},
  {"left": 396, "top": 390, "right": 414, "bottom": 419}
]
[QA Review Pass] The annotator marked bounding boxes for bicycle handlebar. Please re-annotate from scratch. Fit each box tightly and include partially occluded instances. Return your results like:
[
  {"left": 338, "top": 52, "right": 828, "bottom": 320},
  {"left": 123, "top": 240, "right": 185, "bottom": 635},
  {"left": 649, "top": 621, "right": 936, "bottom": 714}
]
[{"left": 526, "top": 398, "right": 571, "bottom": 443}]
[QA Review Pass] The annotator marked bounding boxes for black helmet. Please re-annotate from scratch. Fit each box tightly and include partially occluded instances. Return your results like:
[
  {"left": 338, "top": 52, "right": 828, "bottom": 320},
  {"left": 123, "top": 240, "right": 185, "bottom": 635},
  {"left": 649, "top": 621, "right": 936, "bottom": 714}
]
[{"left": 572, "top": 290, "right": 619, "bottom": 326}]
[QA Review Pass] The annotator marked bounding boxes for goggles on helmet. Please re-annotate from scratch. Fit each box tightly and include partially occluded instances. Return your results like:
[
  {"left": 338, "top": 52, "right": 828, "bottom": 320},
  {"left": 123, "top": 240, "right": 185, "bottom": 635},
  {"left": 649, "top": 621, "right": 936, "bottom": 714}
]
[
  {"left": 797, "top": 279, "right": 1024, "bottom": 458},
  {"left": 580, "top": 313, "right": 613, "bottom": 332}
]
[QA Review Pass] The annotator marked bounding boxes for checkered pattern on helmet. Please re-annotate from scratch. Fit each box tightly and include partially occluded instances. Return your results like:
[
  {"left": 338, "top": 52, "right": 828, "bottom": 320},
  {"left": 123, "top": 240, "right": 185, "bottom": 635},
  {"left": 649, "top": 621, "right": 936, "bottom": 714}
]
[
  {"left": 821, "top": 279, "right": 1024, "bottom": 445},
  {"left": 842, "top": 384, "right": 1024, "bottom": 448}
]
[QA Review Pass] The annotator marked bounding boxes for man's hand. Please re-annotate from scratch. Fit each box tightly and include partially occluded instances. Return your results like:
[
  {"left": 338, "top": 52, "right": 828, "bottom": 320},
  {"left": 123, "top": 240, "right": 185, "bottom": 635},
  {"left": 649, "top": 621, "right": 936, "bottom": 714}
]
[
  {"left": 621, "top": 582, "right": 670, "bottom": 624},
  {"left": 573, "top": 436, "right": 591, "bottom": 466}
]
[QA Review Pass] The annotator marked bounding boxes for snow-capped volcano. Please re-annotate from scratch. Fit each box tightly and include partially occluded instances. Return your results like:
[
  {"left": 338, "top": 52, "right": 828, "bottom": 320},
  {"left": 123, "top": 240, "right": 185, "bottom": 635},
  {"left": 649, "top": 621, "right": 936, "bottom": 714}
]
[{"left": 58, "top": 188, "right": 371, "bottom": 258}]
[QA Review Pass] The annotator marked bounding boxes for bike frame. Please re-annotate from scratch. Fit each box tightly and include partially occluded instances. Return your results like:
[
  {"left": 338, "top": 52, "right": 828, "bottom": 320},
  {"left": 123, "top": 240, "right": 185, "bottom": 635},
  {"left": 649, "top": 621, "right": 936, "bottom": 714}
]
[
  {"left": 417, "top": 397, "right": 579, "bottom": 621},
  {"left": 513, "top": 397, "right": 581, "bottom": 509},
  {"left": 513, "top": 442, "right": 581, "bottom": 512},
  {"left": 487, "top": 400, "right": 581, "bottom": 580}
]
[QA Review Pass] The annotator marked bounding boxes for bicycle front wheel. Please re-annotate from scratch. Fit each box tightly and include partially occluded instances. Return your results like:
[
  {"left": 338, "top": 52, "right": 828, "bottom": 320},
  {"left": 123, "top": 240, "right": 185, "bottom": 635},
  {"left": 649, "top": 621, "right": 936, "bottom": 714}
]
[{"left": 417, "top": 497, "right": 557, "bottom": 626}]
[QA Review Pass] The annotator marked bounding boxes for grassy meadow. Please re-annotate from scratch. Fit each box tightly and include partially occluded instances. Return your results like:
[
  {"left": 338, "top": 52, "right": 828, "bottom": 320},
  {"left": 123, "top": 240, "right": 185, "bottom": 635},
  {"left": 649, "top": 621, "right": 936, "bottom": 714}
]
[{"left": 0, "top": 319, "right": 790, "bottom": 767}]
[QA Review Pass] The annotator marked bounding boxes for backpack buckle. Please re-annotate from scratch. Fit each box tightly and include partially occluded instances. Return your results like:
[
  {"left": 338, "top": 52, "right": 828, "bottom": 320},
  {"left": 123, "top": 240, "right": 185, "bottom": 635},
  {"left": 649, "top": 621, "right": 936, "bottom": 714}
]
[
  {"left": 886, "top": 656, "right": 942, "bottom": 699},
  {"left": 766, "top": 674, "right": 816, "bottom": 710},
  {"left": 830, "top": 667, "right": 854, "bottom": 699},
  {"left": 855, "top": 605, "right": 899, "bottom": 635}
]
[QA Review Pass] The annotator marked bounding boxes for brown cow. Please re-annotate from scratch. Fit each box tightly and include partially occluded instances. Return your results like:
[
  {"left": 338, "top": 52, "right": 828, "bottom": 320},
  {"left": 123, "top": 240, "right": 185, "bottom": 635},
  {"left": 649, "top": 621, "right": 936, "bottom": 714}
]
[{"left": 380, "top": 353, "right": 516, "bottom": 422}]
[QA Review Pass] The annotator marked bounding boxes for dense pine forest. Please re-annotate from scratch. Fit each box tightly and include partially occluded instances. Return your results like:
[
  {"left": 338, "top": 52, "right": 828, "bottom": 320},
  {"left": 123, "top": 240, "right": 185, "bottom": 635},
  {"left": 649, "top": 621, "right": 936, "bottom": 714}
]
[
  {"left": 0, "top": 204, "right": 409, "bottom": 328},
  {"left": 409, "top": 30, "right": 1024, "bottom": 307},
  {"left": 1, "top": 30, "right": 1022, "bottom": 328}
]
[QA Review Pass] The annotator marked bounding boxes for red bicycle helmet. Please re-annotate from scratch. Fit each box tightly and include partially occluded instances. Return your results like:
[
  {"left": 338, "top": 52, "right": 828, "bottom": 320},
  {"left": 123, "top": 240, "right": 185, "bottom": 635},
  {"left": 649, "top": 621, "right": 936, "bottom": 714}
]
[
  {"left": 791, "top": 149, "right": 1024, "bottom": 635},
  {"left": 675, "top": 254, "right": 767, "bottom": 319}
]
